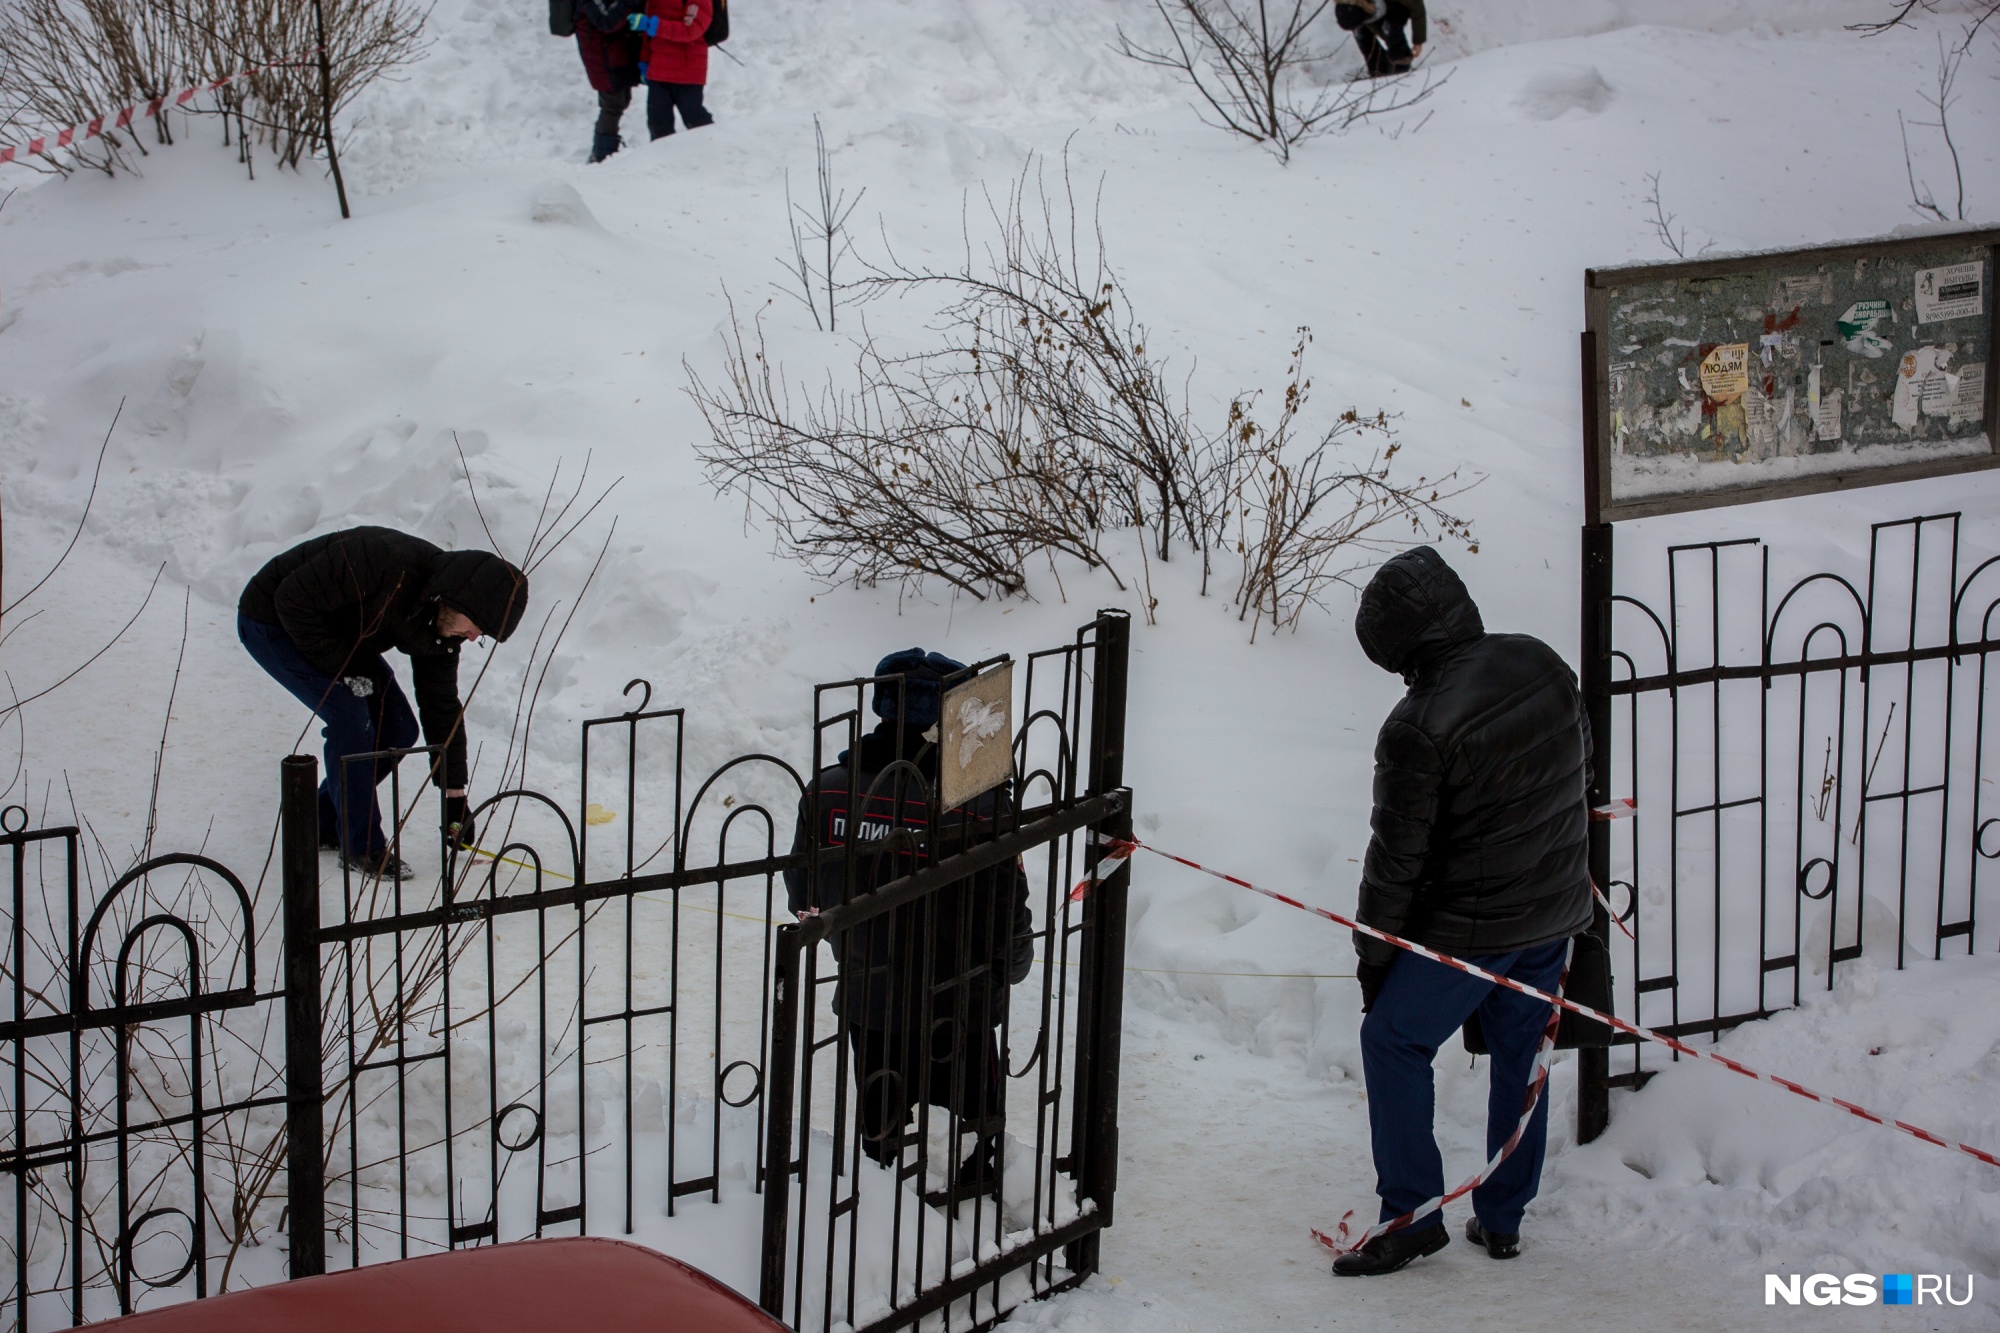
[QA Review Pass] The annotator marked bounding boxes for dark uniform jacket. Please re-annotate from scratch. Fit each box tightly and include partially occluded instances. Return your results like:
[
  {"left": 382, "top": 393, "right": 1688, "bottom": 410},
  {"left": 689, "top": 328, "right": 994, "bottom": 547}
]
[
  {"left": 240, "top": 527, "right": 526, "bottom": 792},
  {"left": 785, "top": 724, "right": 1034, "bottom": 1031},
  {"left": 1353, "top": 547, "right": 1593, "bottom": 967}
]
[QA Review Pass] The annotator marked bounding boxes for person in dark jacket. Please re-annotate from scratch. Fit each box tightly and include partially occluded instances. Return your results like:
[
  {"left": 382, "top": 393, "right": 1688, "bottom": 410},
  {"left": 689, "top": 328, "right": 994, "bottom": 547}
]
[
  {"left": 1335, "top": 0, "right": 1427, "bottom": 78},
  {"left": 1332, "top": 546, "right": 1591, "bottom": 1278},
  {"left": 784, "top": 649, "right": 1034, "bottom": 1187},
  {"left": 555, "top": 0, "right": 647, "bottom": 163},
  {"left": 238, "top": 527, "right": 529, "bottom": 880}
]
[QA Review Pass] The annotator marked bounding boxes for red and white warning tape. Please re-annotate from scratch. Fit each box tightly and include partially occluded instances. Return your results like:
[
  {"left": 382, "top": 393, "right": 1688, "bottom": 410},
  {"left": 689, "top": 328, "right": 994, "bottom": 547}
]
[
  {"left": 0, "top": 53, "right": 310, "bottom": 167},
  {"left": 1076, "top": 834, "right": 2000, "bottom": 1246}
]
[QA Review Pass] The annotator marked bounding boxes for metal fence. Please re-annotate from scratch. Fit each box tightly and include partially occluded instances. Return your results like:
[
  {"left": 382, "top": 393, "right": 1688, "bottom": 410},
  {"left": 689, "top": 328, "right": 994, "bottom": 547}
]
[
  {"left": 0, "top": 817, "right": 281, "bottom": 1328},
  {"left": 2, "top": 613, "right": 1130, "bottom": 1332},
  {"left": 1587, "top": 512, "right": 1999, "bottom": 1102}
]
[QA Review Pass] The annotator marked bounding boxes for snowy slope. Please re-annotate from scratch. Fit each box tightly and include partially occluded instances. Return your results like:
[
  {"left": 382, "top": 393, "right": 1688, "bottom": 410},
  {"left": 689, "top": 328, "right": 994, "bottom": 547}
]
[{"left": 4, "top": 1, "right": 2000, "bottom": 1329}]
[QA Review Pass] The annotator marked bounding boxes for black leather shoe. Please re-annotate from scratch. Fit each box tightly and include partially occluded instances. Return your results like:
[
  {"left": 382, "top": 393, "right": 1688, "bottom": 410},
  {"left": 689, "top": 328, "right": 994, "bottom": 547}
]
[
  {"left": 1330, "top": 1222, "right": 1449, "bottom": 1276},
  {"left": 341, "top": 848, "right": 415, "bottom": 882},
  {"left": 1466, "top": 1216, "right": 1520, "bottom": 1259}
]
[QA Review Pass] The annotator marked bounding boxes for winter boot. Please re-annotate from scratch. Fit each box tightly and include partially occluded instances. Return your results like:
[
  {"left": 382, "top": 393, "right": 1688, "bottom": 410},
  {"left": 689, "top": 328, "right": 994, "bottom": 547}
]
[
  {"left": 341, "top": 847, "right": 415, "bottom": 882},
  {"left": 1330, "top": 1221, "right": 1448, "bottom": 1276},
  {"left": 589, "top": 132, "right": 622, "bottom": 164},
  {"left": 1465, "top": 1216, "right": 1520, "bottom": 1259}
]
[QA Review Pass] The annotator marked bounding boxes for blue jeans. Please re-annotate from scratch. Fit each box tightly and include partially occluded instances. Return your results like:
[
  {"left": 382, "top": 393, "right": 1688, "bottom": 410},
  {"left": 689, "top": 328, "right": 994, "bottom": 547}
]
[
  {"left": 238, "top": 613, "right": 418, "bottom": 856},
  {"left": 646, "top": 81, "right": 712, "bottom": 138},
  {"left": 1359, "top": 937, "right": 1568, "bottom": 1235}
]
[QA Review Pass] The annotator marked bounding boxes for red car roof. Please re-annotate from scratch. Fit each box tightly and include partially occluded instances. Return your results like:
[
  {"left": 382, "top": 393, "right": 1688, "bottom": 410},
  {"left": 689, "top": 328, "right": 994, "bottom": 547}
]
[{"left": 95, "top": 1237, "right": 784, "bottom": 1333}]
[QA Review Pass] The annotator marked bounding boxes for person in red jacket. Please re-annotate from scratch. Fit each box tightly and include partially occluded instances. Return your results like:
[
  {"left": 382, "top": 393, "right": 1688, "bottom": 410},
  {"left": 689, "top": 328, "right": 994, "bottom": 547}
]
[{"left": 640, "top": 0, "right": 714, "bottom": 140}]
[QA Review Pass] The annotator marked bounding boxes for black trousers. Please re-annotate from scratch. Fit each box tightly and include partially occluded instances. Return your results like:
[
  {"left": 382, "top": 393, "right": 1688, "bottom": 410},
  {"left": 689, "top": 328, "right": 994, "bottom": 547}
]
[
  {"left": 595, "top": 87, "right": 632, "bottom": 137},
  {"left": 647, "top": 81, "right": 714, "bottom": 139},
  {"left": 1349, "top": 5, "right": 1414, "bottom": 78},
  {"left": 845, "top": 1021, "right": 1002, "bottom": 1165}
]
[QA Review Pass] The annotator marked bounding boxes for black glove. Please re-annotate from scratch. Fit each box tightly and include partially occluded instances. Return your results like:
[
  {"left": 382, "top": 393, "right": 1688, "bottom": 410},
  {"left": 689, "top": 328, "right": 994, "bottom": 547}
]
[
  {"left": 1356, "top": 959, "right": 1392, "bottom": 1013},
  {"left": 442, "top": 795, "right": 477, "bottom": 852}
]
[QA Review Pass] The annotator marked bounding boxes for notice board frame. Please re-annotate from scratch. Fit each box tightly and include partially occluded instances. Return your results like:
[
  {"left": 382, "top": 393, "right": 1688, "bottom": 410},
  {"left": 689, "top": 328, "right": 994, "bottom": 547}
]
[{"left": 1583, "top": 228, "right": 2000, "bottom": 526}]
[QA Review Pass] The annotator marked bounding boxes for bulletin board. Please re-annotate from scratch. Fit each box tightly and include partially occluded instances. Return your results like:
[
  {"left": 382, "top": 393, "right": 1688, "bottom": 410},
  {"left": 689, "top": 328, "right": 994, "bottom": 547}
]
[{"left": 1584, "top": 229, "right": 1999, "bottom": 523}]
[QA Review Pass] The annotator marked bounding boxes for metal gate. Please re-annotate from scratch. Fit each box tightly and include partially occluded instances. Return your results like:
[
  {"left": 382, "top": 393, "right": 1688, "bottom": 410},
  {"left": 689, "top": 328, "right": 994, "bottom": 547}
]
[{"left": 756, "top": 612, "right": 1131, "bottom": 1333}]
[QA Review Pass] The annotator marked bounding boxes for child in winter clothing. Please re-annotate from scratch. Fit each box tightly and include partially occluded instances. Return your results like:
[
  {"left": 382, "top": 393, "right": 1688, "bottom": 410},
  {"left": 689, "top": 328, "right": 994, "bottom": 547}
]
[{"left": 638, "top": 0, "right": 715, "bottom": 139}]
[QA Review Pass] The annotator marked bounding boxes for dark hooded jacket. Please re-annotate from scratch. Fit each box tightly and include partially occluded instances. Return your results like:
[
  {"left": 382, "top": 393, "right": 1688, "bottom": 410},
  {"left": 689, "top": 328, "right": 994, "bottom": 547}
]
[
  {"left": 1352, "top": 547, "right": 1592, "bottom": 966},
  {"left": 785, "top": 723, "right": 1034, "bottom": 1031},
  {"left": 239, "top": 527, "right": 529, "bottom": 791}
]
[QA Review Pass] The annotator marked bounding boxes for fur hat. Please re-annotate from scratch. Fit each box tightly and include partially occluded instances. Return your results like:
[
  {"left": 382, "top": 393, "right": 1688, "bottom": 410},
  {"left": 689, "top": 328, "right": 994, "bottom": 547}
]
[{"left": 871, "top": 648, "right": 969, "bottom": 732}]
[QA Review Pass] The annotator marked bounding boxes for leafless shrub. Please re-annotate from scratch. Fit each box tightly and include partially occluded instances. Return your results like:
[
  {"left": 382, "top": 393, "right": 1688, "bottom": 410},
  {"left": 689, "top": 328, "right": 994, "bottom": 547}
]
[
  {"left": 1641, "top": 171, "right": 1709, "bottom": 260},
  {"left": 1899, "top": 36, "right": 1969, "bottom": 222},
  {"left": 0, "top": 0, "right": 430, "bottom": 189},
  {"left": 1850, "top": 0, "right": 1998, "bottom": 53},
  {"left": 1114, "top": 0, "right": 1447, "bottom": 164},
  {"left": 858, "top": 163, "right": 1214, "bottom": 571},
  {"left": 688, "top": 300, "right": 1125, "bottom": 601},
  {"left": 1223, "top": 330, "right": 1475, "bottom": 640},
  {"left": 779, "top": 116, "right": 864, "bottom": 332},
  {"left": 692, "top": 158, "right": 1478, "bottom": 634}
]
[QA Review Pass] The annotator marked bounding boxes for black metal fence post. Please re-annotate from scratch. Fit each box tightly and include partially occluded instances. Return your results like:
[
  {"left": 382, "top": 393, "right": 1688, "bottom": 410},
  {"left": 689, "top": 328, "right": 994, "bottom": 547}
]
[
  {"left": 758, "top": 923, "right": 804, "bottom": 1318},
  {"left": 1069, "top": 609, "right": 1131, "bottom": 1276},
  {"left": 1578, "top": 328, "right": 1614, "bottom": 1144},
  {"left": 281, "top": 755, "right": 327, "bottom": 1278}
]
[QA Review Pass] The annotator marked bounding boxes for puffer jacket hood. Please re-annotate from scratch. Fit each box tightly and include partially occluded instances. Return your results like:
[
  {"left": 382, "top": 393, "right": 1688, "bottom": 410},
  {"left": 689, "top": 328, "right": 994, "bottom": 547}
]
[
  {"left": 1355, "top": 546, "right": 1484, "bottom": 681},
  {"left": 425, "top": 551, "right": 530, "bottom": 643}
]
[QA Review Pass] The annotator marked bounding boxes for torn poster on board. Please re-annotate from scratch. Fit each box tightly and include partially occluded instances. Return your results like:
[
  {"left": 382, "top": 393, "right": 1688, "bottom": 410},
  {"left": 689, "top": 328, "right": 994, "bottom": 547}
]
[
  {"left": 1808, "top": 364, "right": 1843, "bottom": 442},
  {"left": 1914, "top": 261, "right": 1984, "bottom": 325},
  {"left": 1838, "top": 299, "right": 1894, "bottom": 357},
  {"left": 1951, "top": 364, "right": 1986, "bottom": 427},
  {"left": 1892, "top": 347, "right": 1956, "bottom": 429},
  {"left": 1699, "top": 343, "right": 1750, "bottom": 401}
]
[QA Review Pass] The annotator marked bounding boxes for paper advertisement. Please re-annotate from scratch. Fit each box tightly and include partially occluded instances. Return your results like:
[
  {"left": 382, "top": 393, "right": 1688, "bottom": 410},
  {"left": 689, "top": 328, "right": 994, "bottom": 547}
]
[
  {"left": 1699, "top": 343, "right": 1750, "bottom": 403},
  {"left": 1913, "top": 261, "right": 1983, "bottom": 324}
]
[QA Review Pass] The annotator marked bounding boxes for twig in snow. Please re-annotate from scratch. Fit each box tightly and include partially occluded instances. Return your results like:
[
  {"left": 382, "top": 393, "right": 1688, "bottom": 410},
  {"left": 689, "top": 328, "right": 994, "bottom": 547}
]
[
  {"left": 2, "top": 399, "right": 122, "bottom": 620},
  {"left": 0, "top": 562, "right": 165, "bottom": 720},
  {"left": 453, "top": 430, "right": 503, "bottom": 558},
  {"left": 141, "top": 589, "right": 192, "bottom": 861}
]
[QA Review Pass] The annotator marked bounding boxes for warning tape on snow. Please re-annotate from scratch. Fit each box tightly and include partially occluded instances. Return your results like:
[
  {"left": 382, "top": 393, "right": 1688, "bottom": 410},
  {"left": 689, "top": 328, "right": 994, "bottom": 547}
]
[
  {"left": 0, "top": 52, "right": 313, "bottom": 167},
  {"left": 1092, "top": 835, "right": 2000, "bottom": 1241}
]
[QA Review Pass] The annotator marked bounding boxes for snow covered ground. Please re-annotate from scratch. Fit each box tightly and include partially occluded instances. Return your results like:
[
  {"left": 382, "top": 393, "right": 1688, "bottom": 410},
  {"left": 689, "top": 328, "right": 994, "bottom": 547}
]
[{"left": 4, "top": 1, "right": 1999, "bottom": 1328}]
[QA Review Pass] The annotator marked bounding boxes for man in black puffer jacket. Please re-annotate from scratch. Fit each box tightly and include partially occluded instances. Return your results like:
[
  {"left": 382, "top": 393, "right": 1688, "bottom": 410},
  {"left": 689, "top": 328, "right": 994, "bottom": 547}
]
[
  {"left": 785, "top": 649, "right": 1034, "bottom": 1188},
  {"left": 238, "top": 527, "right": 529, "bottom": 880},
  {"left": 1332, "top": 546, "right": 1591, "bottom": 1278}
]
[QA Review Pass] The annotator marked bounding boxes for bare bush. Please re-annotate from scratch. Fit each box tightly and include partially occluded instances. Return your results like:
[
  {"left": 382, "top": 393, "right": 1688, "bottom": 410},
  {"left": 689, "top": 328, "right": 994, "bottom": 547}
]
[
  {"left": 1224, "top": 330, "right": 1475, "bottom": 639},
  {"left": 691, "top": 159, "right": 1478, "bottom": 634},
  {"left": 0, "top": 0, "right": 430, "bottom": 192},
  {"left": 779, "top": 116, "right": 864, "bottom": 332},
  {"left": 1114, "top": 0, "right": 1447, "bottom": 163},
  {"left": 688, "top": 301, "right": 1125, "bottom": 601},
  {"left": 858, "top": 164, "right": 1213, "bottom": 571},
  {"left": 1850, "top": 0, "right": 1998, "bottom": 53},
  {"left": 1898, "top": 36, "right": 1969, "bottom": 222},
  {"left": 1641, "top": 171, "right": 1710, "bottom": 260}
]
